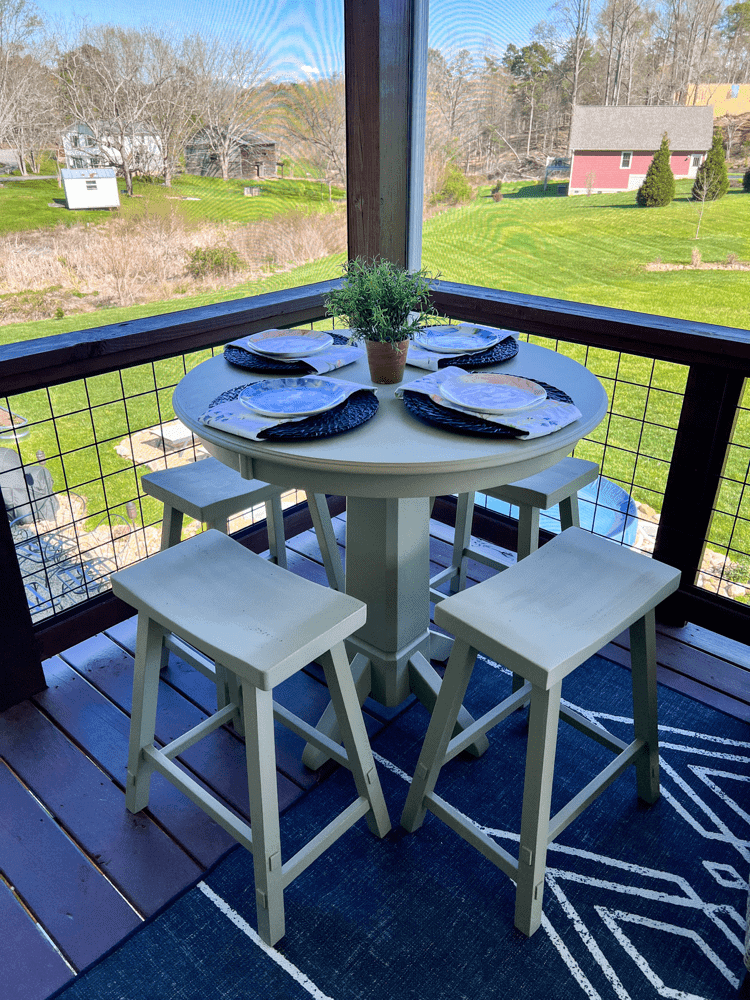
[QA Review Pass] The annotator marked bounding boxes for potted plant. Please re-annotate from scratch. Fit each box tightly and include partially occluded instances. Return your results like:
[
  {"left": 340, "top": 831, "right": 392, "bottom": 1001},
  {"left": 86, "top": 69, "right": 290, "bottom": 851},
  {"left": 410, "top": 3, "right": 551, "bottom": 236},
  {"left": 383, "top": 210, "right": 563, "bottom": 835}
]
[{"left": 325, "top": 258, "right": 436, "bottom": 384}]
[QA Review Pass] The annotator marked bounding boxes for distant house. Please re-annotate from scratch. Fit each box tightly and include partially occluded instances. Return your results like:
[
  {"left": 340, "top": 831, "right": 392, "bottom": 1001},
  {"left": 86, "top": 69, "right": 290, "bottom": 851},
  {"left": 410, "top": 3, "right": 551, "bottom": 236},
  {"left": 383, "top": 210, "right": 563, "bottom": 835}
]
[
  {"left": 687, "top": 83, "right": 750, "bottom": 118},
  {"left": 61, "top": 168, "right": 120, "bottom": 210},
  {"left": 567, "top": 106, "right": 714, "bottom": 196},
  {"left": 185, "top": 128, "right": 278, "bottom": 179},
  {"left": 61, "top": 122, "right": 161, "bottom": 174}
]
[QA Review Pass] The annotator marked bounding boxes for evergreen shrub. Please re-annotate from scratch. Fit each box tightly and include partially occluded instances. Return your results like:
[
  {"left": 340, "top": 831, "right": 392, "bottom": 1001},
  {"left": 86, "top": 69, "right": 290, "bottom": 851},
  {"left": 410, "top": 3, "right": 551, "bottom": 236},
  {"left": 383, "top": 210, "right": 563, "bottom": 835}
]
[
  {"left": 692, "top": 130, "right": 729, "bottom": 202},
  {"left": 742, "top": 167, "right": 750, "bottom": 193},
  {"left": 636, "top": 133, "right": 675, "bottom": 207}
]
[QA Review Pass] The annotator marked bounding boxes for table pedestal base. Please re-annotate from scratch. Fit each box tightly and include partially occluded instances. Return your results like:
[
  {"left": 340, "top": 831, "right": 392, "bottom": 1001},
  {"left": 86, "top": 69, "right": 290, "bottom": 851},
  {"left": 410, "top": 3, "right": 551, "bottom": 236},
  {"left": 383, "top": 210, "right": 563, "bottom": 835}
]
[{"left": 301, "top": 651, "right": 489, "bottom": 770}]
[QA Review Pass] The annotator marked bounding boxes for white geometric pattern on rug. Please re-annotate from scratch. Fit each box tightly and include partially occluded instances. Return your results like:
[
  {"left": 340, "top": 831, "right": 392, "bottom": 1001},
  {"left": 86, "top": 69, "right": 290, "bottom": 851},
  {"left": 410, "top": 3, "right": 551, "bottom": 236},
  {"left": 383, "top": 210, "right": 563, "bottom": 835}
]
[
  {"left": 489, "top": 707, "right": 748, "bottom": 1000},
  {"left": 375, "top": 702, "right": 750, "bottom": 1001}
]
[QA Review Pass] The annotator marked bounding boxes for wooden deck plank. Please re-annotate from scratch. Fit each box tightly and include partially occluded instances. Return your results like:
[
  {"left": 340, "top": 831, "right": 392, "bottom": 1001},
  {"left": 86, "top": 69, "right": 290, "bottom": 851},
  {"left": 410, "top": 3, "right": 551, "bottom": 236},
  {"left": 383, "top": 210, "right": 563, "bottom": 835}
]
[
  {"left": 0, "top": 760, "right": 139, "bottom": 970},
  {"left": 0, "top": 881, "right": 72, "bottom": 1000},
  {"left": 600, "top": 640, "right": 750, "bottom": 723},
  {"left": 34, "top": 657, "right": 237, "bottom": 869},
  {"left": 60, "top": 634, "right": 304, "bottom": 819},
  {"left": 0, "top": 701, "right": 202, "bottom": 916}
]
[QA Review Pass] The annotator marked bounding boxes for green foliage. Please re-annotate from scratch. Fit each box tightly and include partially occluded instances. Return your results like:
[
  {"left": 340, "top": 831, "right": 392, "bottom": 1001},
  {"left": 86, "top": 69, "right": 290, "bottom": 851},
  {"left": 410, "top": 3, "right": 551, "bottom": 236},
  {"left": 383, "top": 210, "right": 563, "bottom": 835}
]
[
  {"left": 742, "top": 167, "right": 750, "bottom": 192},
  {"left": 324, "top": 258, "right": 436, "bottom": 343},
  {"left": 637, "top": 134, "right": 675, "bottom": 207},
  {"left": 432, "top": 164, "right": 473, "bottom": 205},
  {"left": 491, "top": 180, "right": 503, "bottom": 194},
  {"left": 185, "top": 246, "right": 243, "bottom": 279},
  {"left": 692, "top": 129, "right": 730, "bottom": 202}
]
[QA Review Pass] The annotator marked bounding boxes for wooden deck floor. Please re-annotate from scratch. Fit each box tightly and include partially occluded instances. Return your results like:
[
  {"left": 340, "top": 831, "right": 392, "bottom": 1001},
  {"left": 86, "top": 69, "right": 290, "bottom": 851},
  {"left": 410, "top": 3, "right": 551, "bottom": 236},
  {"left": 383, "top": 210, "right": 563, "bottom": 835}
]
[{"left": 1, "top": 513, "right": 749, "bottom": 1000}]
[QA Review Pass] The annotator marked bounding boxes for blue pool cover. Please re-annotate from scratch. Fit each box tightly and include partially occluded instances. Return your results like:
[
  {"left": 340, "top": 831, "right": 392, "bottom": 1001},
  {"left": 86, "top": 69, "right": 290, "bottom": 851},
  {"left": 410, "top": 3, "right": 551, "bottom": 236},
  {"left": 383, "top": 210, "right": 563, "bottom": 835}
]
[{"left": 479, "top": 476, "right": 638, "bottom": 546}]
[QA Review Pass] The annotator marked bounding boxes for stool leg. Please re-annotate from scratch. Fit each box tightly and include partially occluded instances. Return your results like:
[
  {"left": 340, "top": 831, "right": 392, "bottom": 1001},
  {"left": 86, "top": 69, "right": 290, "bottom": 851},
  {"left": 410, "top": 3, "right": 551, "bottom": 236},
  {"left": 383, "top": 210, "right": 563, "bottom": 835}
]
[
  {"left": 516, "top": 505, "right": 540, "bottom": 560},
  {"left": 514, "top": 680, "right": 561, "bottom": 937},
  {"left": 401, "top": 639, "right": 478, "bottom": 832},
  {"left": 451, "top": 493, "right": 476, "bottom": 593},
  {"left": 265, "top": 495, "right": 287, "bottom": 569},
  {"left": 558, "top": 492, "right": 581, "bottom": 531},
  {"left": 242, "top": 683, "right": 285, "bottom": 946},
  {"left": 307, "top": 493, "right": 344, "bottom": 591},
  {"left": 126, "top": 616, "right": 163, "bottom": 814},
  {"left": 159, "top": 505, "right": 187, "bottom": 669},
  {"left": 629, "top": 609, "right": 660, "bottom": 804},
  {"left": 319, "top": 643, "right": 391, "bottom": 837}
]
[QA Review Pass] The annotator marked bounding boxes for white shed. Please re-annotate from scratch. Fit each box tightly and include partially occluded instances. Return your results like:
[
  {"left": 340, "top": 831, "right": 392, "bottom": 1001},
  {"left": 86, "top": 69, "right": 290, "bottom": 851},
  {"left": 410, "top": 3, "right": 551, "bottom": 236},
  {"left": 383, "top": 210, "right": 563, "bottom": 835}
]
[{"left": 61, "top": 167, "right": 120, "bottom": 210}]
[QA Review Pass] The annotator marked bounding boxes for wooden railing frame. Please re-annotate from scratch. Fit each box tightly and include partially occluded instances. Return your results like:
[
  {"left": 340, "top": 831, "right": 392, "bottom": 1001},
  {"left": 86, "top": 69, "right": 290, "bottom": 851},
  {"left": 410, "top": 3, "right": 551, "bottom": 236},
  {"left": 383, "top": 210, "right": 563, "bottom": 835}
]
[{"left": 2, "top": 279, "right": 750, "bottom": 709}]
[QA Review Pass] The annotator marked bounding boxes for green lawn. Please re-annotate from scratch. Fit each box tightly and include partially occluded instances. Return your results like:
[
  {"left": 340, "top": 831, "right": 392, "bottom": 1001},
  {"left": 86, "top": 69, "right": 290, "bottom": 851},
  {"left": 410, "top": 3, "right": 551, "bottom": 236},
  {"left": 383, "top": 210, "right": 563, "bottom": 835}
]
[
  {"left": 422, "top": 180, "right": 750, "bottom": 329},
  {"left": 0, "top": 173, "right": 345, "bottom": 236},
  {"left": 3, "top": 178, "right": 749, "bottom": 587}
]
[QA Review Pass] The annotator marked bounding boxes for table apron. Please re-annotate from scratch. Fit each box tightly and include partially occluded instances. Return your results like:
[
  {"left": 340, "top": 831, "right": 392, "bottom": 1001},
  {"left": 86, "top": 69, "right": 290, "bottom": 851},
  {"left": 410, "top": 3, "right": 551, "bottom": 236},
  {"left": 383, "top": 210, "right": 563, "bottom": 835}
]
[{"left": 200, "top": 439, "right": 576, "bottom": 499}]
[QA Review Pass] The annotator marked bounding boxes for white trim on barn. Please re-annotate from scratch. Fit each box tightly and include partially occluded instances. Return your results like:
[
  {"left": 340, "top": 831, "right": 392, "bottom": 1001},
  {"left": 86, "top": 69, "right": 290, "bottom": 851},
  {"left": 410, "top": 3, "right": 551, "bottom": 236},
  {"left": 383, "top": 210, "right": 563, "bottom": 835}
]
[{"left": 61, "top": 168, "right": 120, "bottom": 210}]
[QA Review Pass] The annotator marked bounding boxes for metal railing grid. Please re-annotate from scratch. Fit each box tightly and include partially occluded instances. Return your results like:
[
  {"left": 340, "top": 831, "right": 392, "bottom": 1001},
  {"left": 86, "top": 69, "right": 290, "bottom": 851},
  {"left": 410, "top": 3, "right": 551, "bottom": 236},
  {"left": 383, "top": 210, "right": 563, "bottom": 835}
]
[{"left": 1, "top": 344, "right": 302, "bottom": 622}]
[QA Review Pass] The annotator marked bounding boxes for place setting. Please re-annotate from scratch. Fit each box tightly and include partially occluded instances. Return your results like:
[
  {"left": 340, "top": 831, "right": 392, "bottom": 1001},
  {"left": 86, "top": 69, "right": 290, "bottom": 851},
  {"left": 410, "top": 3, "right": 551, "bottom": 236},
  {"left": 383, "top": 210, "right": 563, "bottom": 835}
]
[
  {"left": 199, "top": 374, "right": 379, "bottom": 441},
  {"left": 406, "top": 323, "right": 519, "bottom": 371},
  {"left": 224, "top": 328, "right": 363, "bottom": 375},
  {"left": 396, "top": 366, "right": 582, "bottom": 438}
]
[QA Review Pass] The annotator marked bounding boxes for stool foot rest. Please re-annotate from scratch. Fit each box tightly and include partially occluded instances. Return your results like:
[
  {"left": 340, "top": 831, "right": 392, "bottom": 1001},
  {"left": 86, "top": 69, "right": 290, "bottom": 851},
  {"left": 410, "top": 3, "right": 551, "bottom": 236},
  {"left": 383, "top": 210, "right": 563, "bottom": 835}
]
[
  {"left": 425, "top": 791, "right": 518, "bottom": 881},
  {"left": 281, "top": 797, "right": 371, "bottom": 889},
  {"left": 547, "top": 739, "right": 646, "bottom": 844}
]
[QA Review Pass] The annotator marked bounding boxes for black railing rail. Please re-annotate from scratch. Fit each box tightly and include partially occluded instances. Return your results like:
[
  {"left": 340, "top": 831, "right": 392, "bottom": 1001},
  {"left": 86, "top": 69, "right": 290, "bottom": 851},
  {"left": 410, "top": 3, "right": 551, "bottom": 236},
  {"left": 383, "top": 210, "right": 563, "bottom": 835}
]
[{"left": 2, "top": 279, "right": 749, "bottom": 710}]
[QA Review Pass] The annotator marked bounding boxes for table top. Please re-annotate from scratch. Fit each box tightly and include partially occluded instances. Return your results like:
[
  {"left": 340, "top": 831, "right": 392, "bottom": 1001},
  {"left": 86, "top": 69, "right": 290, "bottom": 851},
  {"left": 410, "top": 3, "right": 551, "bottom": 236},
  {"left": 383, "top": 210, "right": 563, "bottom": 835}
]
[{"left": 173, "top": 342, "right": 608, "bottom": 499}]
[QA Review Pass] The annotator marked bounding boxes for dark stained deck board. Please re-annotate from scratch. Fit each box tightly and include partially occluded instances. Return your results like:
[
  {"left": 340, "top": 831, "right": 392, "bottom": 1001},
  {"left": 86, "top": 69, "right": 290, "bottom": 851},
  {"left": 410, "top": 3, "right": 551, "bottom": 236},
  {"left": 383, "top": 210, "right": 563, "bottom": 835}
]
[
  {"left": 0, "top": 881, "right": 73, "bottom": 1001},
  {"left": 60, "top": 634, "right": 304, "bottom": 820},
  {"left": 0, "top": 760, "right": 140, "bottom": 971},
  {"left": 34, "top": 657, "right": 237, "bottom": 869},
  {"left": 0, "top": 701, "right": 202, "bottom": 917}
]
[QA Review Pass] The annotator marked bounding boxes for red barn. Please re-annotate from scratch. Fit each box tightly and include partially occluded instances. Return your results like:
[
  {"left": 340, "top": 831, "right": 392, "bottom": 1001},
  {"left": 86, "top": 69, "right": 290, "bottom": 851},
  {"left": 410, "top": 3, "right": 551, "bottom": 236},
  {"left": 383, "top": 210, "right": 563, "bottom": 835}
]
[{"left": 568, "top": 105, "right": 714, "bottom": 196}]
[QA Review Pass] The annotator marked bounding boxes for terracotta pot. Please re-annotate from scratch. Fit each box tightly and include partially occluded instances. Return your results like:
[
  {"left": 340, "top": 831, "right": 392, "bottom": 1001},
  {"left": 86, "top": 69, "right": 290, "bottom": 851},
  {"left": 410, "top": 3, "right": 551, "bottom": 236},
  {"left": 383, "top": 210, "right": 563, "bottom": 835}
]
[{"left": 365, "top": 339, "right": 409, "bottom": 384}]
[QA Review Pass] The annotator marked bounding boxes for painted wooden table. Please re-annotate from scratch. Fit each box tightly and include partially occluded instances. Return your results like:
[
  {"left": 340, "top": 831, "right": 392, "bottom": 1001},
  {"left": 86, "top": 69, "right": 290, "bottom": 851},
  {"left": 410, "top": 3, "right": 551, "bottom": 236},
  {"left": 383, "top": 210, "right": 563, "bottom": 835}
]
[{"left": 173, "top": 341, "right": 608, "bottom": 760}]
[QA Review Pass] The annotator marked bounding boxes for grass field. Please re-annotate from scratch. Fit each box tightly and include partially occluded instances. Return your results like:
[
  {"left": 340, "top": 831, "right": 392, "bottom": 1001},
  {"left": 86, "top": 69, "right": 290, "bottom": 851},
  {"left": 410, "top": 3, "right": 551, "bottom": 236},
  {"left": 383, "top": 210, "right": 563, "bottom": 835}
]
[
  {"left": 2, "top": 177, "right": 749, "bottom": 592},
  {"left": 0, "top": 173, "right": 344, "bottom": 236}
]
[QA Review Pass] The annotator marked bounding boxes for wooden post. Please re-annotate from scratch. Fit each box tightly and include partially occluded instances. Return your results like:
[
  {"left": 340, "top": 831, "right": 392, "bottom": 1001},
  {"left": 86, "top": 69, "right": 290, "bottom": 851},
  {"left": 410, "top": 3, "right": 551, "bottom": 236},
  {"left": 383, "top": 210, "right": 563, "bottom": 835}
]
[
  {"left": 652, "top": 364, "right": 745, "bottom": 625},
  {"left": 344, "top": 0, "right": 427, "bottom": 267}
]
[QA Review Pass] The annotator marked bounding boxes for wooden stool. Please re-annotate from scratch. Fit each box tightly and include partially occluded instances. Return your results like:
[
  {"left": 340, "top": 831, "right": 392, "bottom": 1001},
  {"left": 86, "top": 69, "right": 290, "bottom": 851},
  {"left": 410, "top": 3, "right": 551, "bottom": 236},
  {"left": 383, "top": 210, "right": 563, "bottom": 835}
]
[
  {"left": 430, "top": 457, "right": 599, "bottom": 600},
  {"left": 141, "top": 457, "right": 344, "bottom": 590},
  {"left": 111, "top": 529, "right": 391, "bottom": 946},
  {"left": 403, "top": 527, "right": 680, "bottom": 937},
  {"left": 142, "top": 457, "right": 345, "bottom": 676}
]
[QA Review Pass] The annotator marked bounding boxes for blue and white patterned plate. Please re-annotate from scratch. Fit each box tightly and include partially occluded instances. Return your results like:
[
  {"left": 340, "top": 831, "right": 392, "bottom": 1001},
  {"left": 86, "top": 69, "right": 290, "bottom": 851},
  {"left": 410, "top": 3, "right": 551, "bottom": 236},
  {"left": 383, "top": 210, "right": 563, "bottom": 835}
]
[
  {"left": 238, "top": 377, "right": 348, "bottom": 418},
  {"left": 248, "top": 331, "right": 333, "bottom": 358},
  {"left": 440, "top": 372, "right": 547, "bottom": 414},
  {"left": 414, "top": 325, "right": 500, "bottom": 354}
]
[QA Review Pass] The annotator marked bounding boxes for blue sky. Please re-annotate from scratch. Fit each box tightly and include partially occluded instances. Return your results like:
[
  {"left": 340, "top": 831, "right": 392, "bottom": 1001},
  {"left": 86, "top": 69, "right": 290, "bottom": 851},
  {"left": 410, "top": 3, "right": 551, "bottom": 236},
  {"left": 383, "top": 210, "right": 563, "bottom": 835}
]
[{"left": 34, "top": 0, "right": 552, "bottom": 80}]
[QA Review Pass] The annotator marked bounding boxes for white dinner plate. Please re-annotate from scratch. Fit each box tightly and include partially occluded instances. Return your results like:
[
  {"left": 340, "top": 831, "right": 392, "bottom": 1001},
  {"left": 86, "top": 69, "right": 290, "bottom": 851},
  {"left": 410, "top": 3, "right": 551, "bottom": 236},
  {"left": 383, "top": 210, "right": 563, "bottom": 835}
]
[
  {"left": 440, "top": 373, "right": 547, "bottom": 414},
  {"left": 238, "top": 377, "right": 348, "bottom": 418},
  {"left": 248, "top": 331, "right": 333, "bottom": 358},
  {"left": 414, "top": 325, "right": 500, "bottom": 354}
]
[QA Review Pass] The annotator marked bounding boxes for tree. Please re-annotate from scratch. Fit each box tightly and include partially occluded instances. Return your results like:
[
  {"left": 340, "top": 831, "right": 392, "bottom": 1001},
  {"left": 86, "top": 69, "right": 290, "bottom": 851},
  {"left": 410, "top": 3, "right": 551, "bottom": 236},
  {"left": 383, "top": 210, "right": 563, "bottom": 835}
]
[
  {"left": 637, "top": 132, "right": 675, "bottom": 206},
  {"left": 692, "top": 128, "right": 729, "bottom": 202},
  {"left": 553, "top": 0, "right": 592, "bottom": 110},
  {"left": 54, "top": 28, "right": 166, "bottom": 196},
  {"left": 0, "top": 0, "right": 42, "bottom": 151},
  {"left": 502, "top": 42, "right": 553, "bottom": 157},
  {"left": 191, "top": 38, "right": 268, "bottom": 182},
  {"left": 142, "top": 32, "right": 200, "bottom": 187},
  {"left": 276, "top": 75, "right": 346, "bottom": 185}
]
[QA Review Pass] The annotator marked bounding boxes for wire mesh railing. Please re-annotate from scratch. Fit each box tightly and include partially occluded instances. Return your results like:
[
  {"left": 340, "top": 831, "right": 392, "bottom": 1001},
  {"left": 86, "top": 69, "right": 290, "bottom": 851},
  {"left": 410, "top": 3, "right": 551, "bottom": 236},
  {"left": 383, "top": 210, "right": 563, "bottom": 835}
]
[{"left": 1, "top": 345, "right": 303, "bottom": 623}]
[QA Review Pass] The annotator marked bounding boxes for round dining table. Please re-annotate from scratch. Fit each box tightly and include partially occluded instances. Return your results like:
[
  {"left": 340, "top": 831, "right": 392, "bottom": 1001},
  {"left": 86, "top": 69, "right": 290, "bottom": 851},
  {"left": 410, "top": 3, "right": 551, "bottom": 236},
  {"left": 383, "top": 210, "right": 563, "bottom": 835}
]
[{"left": 173, "top": 339, "right": 608, "bottom": 761}]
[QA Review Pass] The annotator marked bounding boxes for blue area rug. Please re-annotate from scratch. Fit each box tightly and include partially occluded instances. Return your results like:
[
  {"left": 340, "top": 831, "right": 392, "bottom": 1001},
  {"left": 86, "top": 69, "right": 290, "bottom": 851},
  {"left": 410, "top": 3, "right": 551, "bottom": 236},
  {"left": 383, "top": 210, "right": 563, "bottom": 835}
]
[{"left": 53, "top": 654, "right": 750, "bottom": 1000}]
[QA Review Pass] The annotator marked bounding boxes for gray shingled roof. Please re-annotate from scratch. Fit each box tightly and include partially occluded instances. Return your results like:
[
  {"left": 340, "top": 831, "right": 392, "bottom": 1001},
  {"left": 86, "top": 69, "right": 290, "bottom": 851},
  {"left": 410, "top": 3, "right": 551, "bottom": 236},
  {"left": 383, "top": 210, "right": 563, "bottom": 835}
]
[{"left": 569, "top": 105, "right": 714, "bottom": 151}]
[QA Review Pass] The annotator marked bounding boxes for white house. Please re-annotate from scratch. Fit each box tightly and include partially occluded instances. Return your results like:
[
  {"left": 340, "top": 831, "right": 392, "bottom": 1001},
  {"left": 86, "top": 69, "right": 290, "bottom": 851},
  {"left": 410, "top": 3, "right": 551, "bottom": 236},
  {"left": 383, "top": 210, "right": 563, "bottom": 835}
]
[
  {"left": 61, "top": 122, "right": 162, "bottom": 174},
  {"left": 61, "top": 168, "right": 120, "bottom": 210}
]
